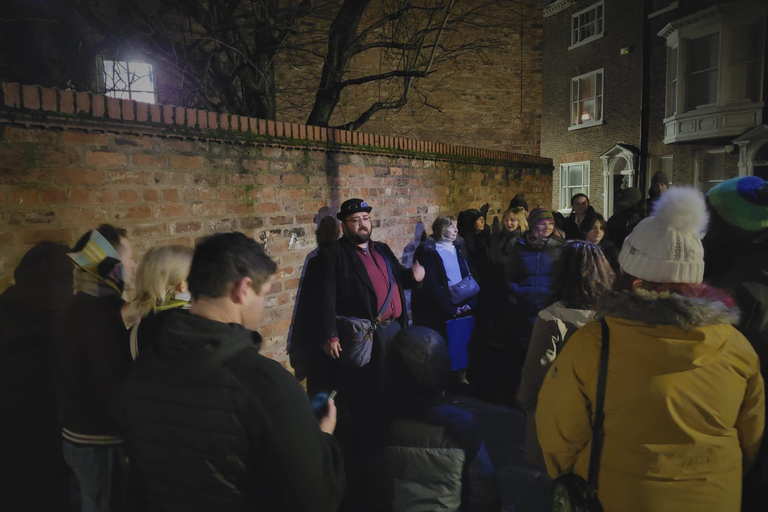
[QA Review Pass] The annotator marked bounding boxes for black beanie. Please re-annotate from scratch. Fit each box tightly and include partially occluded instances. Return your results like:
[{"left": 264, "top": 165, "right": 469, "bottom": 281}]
[{"left": 508, "top": 194, "right": 529, "bottom": 211}]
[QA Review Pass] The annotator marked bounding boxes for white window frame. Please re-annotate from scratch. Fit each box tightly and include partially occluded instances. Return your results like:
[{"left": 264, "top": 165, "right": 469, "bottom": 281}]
[
  {"left": 570, "top": 1, "right": 605, "bottom": 50},
  {"left": 695, "top": 148, "right": 726, "bottom": 192},
  {"left": 559, "top": 161, "right": 591, "bottom": 212},
  {"left": 660, "top": 2, "right": 766, "bottom": 143},
  {"left": 97, "top": 57, "right": 158, "bottom": 104},
  {"left": 569, "top": 69, "right": 604, "bottom": 130}
]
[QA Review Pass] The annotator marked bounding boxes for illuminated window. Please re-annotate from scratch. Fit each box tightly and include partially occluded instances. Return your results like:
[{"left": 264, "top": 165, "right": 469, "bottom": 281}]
[
  {"left": 570, "top": 69, "right": 604, "bottom": 129},
  {"left": 571, "top": 1, "right": 604, "bottom": 49},
  {"left": 560, "top": 162, "right": 590, "bottom": 210},
  {"left": 100, "top": 59, "right": 157, "bottom": 104}
]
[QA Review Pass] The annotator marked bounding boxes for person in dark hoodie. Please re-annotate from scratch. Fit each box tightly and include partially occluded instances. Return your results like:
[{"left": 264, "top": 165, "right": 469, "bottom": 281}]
[
  {"left": 350, "top": 326, "right": 501, "bottom": 512},
  {"left": 52, "top": 225, "right": 136, "bottom": 512},
  {"left": 120, "top": 232, "right": 345, "bottom": 512},
  {"left": 647, "top": 171, "right": 670, "bottom": 213},
  {"left": 562, "top": 193, "right": 597, "bottom": 240},
  {"left": 0, "top": 243, "right": 75, "bottom": 512},
  {"left": 457, "top": 208, "right": 492, "bottom": 288},
  {"left": 605, "top": 187, "right": 647, "bottom": 250}
]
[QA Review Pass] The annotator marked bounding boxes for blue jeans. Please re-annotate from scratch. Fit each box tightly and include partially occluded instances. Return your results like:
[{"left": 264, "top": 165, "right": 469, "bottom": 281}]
[{"left": 62, "top": 441, "right": 124, "bottom": 512}]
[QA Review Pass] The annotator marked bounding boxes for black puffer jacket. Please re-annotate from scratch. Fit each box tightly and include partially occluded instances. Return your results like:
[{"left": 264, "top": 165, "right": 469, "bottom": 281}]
[{"left": 121, "top": 310, "right": 345, "bottom": 512}]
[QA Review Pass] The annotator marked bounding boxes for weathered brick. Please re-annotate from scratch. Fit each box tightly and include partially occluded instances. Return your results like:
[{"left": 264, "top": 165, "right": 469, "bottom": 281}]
[
  {"left": 119, "top": 189, "right": 140, "bottom": 203},
  {"left": 21, "top": 228, "right": 72, "bottom": 245},
  {"left": 256, "top": 202, "right": 281, "bottom": 213},
  {"left": 8, "top": 210, "right": 55, "bottom": 224},
  {"left": 156, "top": 203, "right": 188, "bottom": 218},
  {"left": 171, "top": 220, "right": 202, "bottom": 233},
  {"left": 42, "top": 187, "right": 67, "bottom": 203},
  {"left": 171, "top": 155, "right": 204, "bottom": 170},
  {"left": 68, "top": 189, "right": 92, "bottom": 203},
  {"left": 86, "top": 151, "right": 126, "bottom": 168},
  {"left": 113, "top": 205, "right": 152, "bottom": 220},
  {"left": 132, "top": 153, "right": 166, "bottom": 167},
  {"left": 62, "top": 131, "right": 108, "bottom": 146},
  {"left": 60, "top": 169, "right": 106, "bottom": 186},
  {"left": 162, "top": 189, "right": 180, "bottom": 202},
  {"left": 11, "top": 189, "right": 39, "bottom": 205},
  {"left": 281, "top": 174, "right": 305, "bottom": 186},
  {"left": 130, "top": 223, "right": 168, "bottom": 238},
  {"left": 142, "top": 189, "right": 160, "bottom": 202},
  {"left": 61, "top": 207, "right": 107, "bottom": 223},
  {"left": 107, "top": 170, "right": 150, "bottom": 185},
  {"left": 21, "top": 85, "right": 40, "bottom": 110},
  {"left": 227, "top": 203, "right": 254, "bottom": 215},
  {"left": 4, "top": 126, "right": 55, "bottom": 144},
  {"left": 95, "top": 189, "right": 117, "bottom": 203},
  {"left": 241, "top": 217, "right": 265, "bottom": 229}
]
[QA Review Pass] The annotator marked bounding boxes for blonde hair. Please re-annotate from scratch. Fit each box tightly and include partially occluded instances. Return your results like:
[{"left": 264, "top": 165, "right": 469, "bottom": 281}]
[
  {"left": 503, "top": 207, "right": 528, "bottom": 232},
  {"left": 132, "top": 245, "right": 193, "bottom": 318}
]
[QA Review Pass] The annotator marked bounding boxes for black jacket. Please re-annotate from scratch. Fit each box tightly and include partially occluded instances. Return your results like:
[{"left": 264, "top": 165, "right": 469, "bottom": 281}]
[
  {"left": 563, "top": 205, "right": 597, "bottom": 240},
  {"left": 52, "top": 291, "right": 130, "bottom": 439},
  {"left": 121, "top": 310, "right": 345, "bottom": 512},
  {"left": 311, "top": 237, "right": 417, "bottom": 344},
  {"left": 412, "top": 237, "right": 473, "bottom": 337}
]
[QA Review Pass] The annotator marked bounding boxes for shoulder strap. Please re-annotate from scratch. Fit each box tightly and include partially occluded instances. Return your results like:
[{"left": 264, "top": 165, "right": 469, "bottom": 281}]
[{"left": 587, "top": 318, "right": 610, "bottom": 495}]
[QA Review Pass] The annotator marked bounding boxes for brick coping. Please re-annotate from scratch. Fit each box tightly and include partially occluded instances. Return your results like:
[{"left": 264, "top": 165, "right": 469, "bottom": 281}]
[{"left": 0, "top": 82, "right": 552, "bottom": 169}]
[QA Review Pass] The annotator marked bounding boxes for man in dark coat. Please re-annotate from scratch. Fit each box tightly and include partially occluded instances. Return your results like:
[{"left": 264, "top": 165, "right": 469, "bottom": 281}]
[
  {"left": 52, "top": 224, "right": 136, "bottom": 512},
  {"left": 562, "top": 193, "right": 597, "bottom": 240},
  {"left": 605, "top": 187, "right": 647, "bottom": 250},
  {"left": 121, "top": 232, "right": 345, "bottom": 512},
  {"left": 304, "top": 198, "right": 424, "bottom": 408}
]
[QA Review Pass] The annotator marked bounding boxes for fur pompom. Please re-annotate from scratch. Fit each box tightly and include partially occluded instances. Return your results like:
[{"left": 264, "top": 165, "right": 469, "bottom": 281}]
[{"left": 651, "top": 186, "right": 709, "bottom": 237}]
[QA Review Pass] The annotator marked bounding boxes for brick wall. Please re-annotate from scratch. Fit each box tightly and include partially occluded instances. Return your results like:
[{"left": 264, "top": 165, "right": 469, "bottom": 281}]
[
  {"left": 541, "top": 0, "right": 645, "bottom": 213},
  {"left": 0, "top": 82, "right": 552, "bottom": 368}
]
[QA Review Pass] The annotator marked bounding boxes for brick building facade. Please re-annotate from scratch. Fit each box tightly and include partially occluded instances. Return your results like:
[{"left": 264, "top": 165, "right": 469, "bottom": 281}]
[{"left": 542, "top": 0, "right": 768, "bottom": 217}]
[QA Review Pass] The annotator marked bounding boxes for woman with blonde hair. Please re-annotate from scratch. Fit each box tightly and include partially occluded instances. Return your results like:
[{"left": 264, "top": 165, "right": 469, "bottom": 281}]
[{"left": 127, "top": 245, "right": 193, "bottom": 359}]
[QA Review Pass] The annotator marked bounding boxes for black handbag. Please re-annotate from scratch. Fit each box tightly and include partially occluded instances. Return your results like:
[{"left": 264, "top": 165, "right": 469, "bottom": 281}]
[
  {"left": 448, "top": 273, "right": 480, "bottom": 305},
  {"left": 551, "top": 318, "right": 610, "bottom": 512},
  {"left": 335, "top": 249, "right": 395, "bottom": 367}
]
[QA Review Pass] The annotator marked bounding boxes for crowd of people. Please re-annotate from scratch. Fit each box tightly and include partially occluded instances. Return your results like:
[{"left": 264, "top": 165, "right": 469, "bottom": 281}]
[{"left": 0, "top": 172, "right": 766, "bottom": 512}]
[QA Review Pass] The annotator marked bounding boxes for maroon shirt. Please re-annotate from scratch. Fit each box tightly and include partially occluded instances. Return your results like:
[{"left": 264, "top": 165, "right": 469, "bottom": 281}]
[{"left": 355, "top": 243, "right": 402, "bottom": 321}]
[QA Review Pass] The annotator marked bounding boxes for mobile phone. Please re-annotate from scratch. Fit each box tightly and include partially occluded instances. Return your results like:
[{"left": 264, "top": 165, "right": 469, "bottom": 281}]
[{"left": 328, "top": 390, "right": 337, "bottom": 401}]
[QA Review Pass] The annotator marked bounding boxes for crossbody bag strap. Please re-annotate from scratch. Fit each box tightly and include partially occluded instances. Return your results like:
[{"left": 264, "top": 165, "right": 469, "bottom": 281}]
[
  {"left": 587, "top": 318, "right": 611, "bottom": 496},
  {"left": 373, "top": 246, "right": 396, "bottom": 327}
]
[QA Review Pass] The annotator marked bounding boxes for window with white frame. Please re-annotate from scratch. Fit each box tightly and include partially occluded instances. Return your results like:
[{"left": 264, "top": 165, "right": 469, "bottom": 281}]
[
  {"left": 100, "top": 58, "right": 157, "bottom": 104},
  {"left": 560, "top": 162, "right": 590, "bottom": 210},
  {"left": 684, "top": 32, "right": 720, "bottom": 111},
  {"left": 571, "top": 1, "right": 604, "bottom": 49},
  {"left": 695, "top": 149, "right": 725, "bottom": 193},
  {"left": 660, "top": 2, "right": 766, "bottom": 143},
  {"left": 570, "top": 69, "right": 603, "bottom": 129}
]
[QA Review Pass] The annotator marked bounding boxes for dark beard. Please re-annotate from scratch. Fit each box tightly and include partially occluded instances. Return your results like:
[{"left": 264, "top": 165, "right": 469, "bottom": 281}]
[{"left": 348, "top": 229, "right": 371, "bottom": 245}]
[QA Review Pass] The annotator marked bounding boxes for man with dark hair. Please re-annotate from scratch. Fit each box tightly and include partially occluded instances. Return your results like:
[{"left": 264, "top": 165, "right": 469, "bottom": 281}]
[
  {"left": 121, "top": 232, "right": 345, "bottom": 512},
  {"left": 562, "top": 193, "right": 597, "bottom": 240},
  {"left": 299, "top": 198, "right": 424, "bottom": 406},
  {"left": 52, "top": 224, "right": 136, "bottom": 512}
]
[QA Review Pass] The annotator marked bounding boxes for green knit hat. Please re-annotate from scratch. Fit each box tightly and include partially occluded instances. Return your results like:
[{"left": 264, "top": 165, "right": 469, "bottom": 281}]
[{"left": 707, "top": 176, "right": 768, "bottom": 232}]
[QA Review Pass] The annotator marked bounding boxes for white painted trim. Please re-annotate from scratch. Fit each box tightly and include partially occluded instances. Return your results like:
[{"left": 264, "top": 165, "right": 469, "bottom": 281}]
[
  {"left": 544, "top": 0, "right": 573, "bottom": 18},
  {"left": 570, "top": 1, "right": 605, "bottom": 48},
  {"left": 648, "top": 1, "right": 679, "bottom": 20}
]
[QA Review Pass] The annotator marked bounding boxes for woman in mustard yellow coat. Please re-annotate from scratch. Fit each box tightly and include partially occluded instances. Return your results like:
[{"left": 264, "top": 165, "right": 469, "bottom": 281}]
[{"left": 536, "top": 187, "right": 765, "bottom": 512}]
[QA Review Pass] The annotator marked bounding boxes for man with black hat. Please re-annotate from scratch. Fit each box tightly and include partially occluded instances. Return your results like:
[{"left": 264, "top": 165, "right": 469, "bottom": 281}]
[{"left": 301, "top": 198, "right": 424, "bottom": 408}]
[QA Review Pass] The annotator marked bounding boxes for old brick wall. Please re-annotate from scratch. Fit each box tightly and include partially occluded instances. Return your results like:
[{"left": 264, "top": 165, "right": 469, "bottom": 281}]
[
  {"left": 541, "top": 0, "right": 645, "bottom": 213},
  {"left": 0, "top": 83, "right": 552, "bottom": 367}
]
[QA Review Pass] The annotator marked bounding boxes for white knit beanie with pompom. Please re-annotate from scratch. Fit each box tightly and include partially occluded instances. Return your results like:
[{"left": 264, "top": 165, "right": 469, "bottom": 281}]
[{"left": 618, "top": 187, "right": 709, "bottom": 283}]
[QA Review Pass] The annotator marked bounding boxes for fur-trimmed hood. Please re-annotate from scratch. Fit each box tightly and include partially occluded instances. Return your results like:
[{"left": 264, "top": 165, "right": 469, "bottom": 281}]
[{"left": 597, "top": 285, "right": 740, "bottom": 329}]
